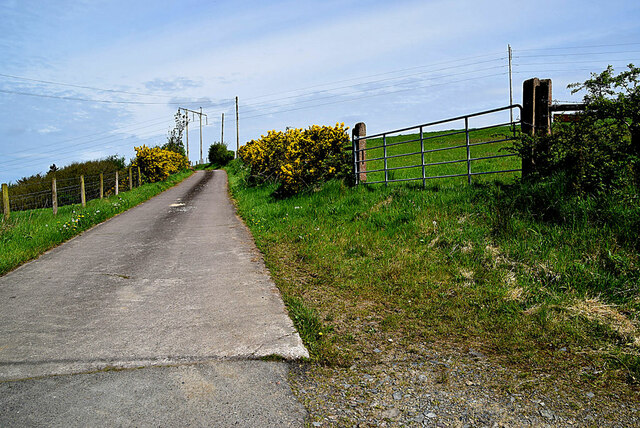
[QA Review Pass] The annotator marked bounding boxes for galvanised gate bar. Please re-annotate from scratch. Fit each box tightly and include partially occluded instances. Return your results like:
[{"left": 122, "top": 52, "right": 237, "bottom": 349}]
[{"left": 351, "top": 105, "right": 523, "bottom": 186}]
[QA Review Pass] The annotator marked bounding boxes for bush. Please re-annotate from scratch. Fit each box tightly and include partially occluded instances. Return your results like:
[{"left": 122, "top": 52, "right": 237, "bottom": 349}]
[
  {"left": 515, "top": 65, "right": 639, "bottom": 196},
  {"left": 238, "top": 123, "right": 351, "bottom": 194},
  {"left": 132, "top": 145, "right": 189, "bottom": 183},
  {"left": 207, "top": 143, "right": 234, "bottom": 167}
]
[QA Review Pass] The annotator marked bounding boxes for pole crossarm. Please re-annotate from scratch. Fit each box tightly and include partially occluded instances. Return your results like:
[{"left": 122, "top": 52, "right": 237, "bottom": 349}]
[{"left": 178, "top": 107, "right": 208, "bottom": 164}]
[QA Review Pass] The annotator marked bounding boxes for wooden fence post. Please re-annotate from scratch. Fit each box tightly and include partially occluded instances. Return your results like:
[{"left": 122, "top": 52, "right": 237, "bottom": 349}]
[
  {"left": 115, "top": 171, "right": 119, "bottom": 195},
  {"left": 128, "top": 167, "right": 133, "bottom": 191},
  {"left": 99, "top": 173, "right": 104, "bottom": 199},
  {"left": 52, "top": 178, "right": 58, "bottom": 215},
  {"left": 352, "top": 122, "right": 367, "bottom": 183},
  {"left": 80, "top": 175, "right": 86, "bottom": 207},
  {"left": 137, "top": 166, "right": 141, "bottom": 187},
  {"left": 2, "top": 183, "right": 9, "bottom": 220}
]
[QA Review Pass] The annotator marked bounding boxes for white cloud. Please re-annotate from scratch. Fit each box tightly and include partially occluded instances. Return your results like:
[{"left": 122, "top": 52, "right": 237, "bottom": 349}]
[{"left": 37, "top": 126, "right": 60, "bottom": 134}]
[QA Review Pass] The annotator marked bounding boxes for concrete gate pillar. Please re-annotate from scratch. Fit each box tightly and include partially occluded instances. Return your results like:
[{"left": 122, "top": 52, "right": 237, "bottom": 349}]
[{"left": 352, "top": 122, "right": 367, "bottom": 182}]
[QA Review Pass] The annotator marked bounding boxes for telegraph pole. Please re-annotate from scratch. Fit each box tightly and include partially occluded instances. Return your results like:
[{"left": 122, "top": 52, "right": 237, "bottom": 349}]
[
  {"left": 199, "top": 107, "right": 203, "bottom": 164},
  {"left": 508, "top": 44, "right": 513, "bottom": 124},
  {"left": 221, "top": 112, "right": 224, "bottom": 146},
  {"left": 185, "top": 118, "right": 189, "bottom": 162},
  {"left": 235, "top": 96, "right": 239, "bottom": 158},
  {"left": 178, "top": 107, "right": 208, "bottom": 165}
]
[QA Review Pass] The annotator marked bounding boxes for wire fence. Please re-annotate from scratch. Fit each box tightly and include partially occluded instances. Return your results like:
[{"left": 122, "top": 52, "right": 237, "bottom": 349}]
[{"left": 1, "top": 167, "right": 143, "bottom": 217}]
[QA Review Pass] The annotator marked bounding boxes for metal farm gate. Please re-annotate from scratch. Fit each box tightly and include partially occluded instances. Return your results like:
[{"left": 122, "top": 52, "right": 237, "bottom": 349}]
[{"left": 351, "top": 105, "right": 523, "bottom": 186}]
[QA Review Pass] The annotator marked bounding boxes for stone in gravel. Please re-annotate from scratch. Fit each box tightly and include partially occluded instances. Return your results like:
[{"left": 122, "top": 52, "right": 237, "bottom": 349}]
[
  {"left": 418, "top": 374, "right": 428, "bottom": 382},
  {"left": 312, "top": 422, "right": 322, "bottom": 427},
  {"left": 539, "top": 409, "right": 555, "bottom": 420},
  {"left": 586, "top": 392, "right": 595, "bottom": 398},
  {"left": 382, "top": 408, "right": 400, "bottom": 419},
  {"left": 414, "top": 414, "right": 425, "bottom": 423},
  {"left": 393, "top": 392, "right": 402, "bottom": 400},
  {"left": 469, "top": 349, "right": 484, "bottom": 359},
  {"left": 364, "top": 374, "right": 373, "bottom": 381},
  {"left": 425, "top": 412, "right": 437, "bottom": 419},
  {"left": 373, "top": 348, "right": 382, "bottom": 353}
]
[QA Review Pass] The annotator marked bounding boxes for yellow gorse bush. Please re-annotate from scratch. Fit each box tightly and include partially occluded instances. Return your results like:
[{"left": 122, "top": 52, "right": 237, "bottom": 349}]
[
  {"left": 133, "top": 145, "right": 189, "bottom": 183},
  {"left": 238, "top": 123, "right": 350, "bottom": 194}
]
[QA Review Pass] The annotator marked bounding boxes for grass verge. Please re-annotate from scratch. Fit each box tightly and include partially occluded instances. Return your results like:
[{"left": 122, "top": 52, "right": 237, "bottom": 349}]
[
  {"left": 226, "top": 158, "right": 639, "bottom": 396},
  {"left": 0, "top": 169, "right": 193, "bottom": 276}
]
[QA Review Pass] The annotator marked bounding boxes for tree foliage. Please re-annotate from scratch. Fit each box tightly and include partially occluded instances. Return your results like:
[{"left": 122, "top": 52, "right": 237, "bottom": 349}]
[
  {"left": 163, "top": 111, "right": 188, "bottom": 156},
  {"left": 516, "top": 64, "right": 639, "bottom": 195},
  {"left": 207, "top": 142, "right": 234, "bottom": 167},
  {"left": 571, "top": 64, "right": 640, "bottom": 157}
]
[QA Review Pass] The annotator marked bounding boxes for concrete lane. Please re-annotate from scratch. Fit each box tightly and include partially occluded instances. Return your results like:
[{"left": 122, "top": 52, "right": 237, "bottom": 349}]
[
  {"left": 0, "top": 170, "right": 308, "bottom": 426},
  {"left": 0, "top": 360, "right": 305, "bottom": 427}
]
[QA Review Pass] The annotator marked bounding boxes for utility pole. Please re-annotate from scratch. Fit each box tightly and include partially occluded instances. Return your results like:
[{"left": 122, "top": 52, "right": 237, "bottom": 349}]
[
  {"left": 199, "top": 107, "right": 203, "bottom": 164},
  {"left": 178, "top": 107, "right": 208, "bottom": 165},
  {"left": 185, "top": 118, "right": 189, "bottom": 162},
  {"left": 508, "top": 44, "right": 513, "bottom": 124},
  {"left": 221, "top": 112, "right": 224, "bottom": 146},
  {"left": 235, "top": 96, "right": 239, "bottom": 158}
]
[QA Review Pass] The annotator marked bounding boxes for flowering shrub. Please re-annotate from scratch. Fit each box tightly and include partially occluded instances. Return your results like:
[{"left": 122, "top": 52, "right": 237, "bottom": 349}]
[
  {"left": 238, "top": 123, "right": 351, "bottom": 194},
  {"left": 133, "top": 145, "right": 189, "bottom": 183}
]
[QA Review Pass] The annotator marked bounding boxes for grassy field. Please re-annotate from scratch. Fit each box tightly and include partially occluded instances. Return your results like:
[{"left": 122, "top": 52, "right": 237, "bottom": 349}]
[
  {"left": 226, "top": 127, "right": 639, "bottom": 396},
  {"left": 0, "top": 170, "right": 193, "bottom": 276}
]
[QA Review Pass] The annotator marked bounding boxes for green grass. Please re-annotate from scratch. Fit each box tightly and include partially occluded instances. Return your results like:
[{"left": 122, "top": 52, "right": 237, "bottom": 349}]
[
  {"left": 0, "top": 170, "right": 193, "bottom": 276},
  {"left": 226, "top": 148, "right": 640, "bottom": 394}
]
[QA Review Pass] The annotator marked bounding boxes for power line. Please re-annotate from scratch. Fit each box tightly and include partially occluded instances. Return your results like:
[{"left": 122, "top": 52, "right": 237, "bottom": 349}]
[
  {"left": 514, "top": 42, "right": 640, "bottom": 52},
  {"left": 240, "top": 65, "right": 507, "bottom": 114},
  {"left": 513, "top": 68, "right": 623, "bottom": 74},
  {"left": 515, "top": 50, "right": 640, "bottom": 58},
  {"left": 197, "top": 54, "right": 507, "bottom": 114},
  {"left": 2, "top": 52, "right": 508, "bottom": 124},
  {"left": 0, "top": 88, "right": 207, "bottom": 105},
  {"left": 242, "top": 51, "right": 506, "bottom": 102},
  {"left": 0, "top": 126, "right": 169, "bottom": 172},
  {"left": 0, "top": 116, "right": 174, "bottom": 159},
  {"left": 237, "top": 72, "right": 508, "bottom": 121},
  {"left": 0, "top": 121, "right": 174, "bottom": 168},
  {"left": 0, "top": 73, "right": 185, "bottom": 98},
  {"left": 241, "top": 59, "right": 507, "bottom": 110},
  {"left": 514, "top": 59, "right": 639, "bottom": 66}
]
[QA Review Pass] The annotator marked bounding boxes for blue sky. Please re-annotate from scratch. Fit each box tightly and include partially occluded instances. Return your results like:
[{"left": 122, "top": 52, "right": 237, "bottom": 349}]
[{"left": 1, "top": 0, "right": 639, "bottom": 183}]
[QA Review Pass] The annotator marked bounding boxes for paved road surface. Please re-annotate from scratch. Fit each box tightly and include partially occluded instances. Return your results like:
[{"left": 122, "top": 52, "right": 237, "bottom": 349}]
[{"left": 0, "top": 170, "right": 308, "bottom": 426}]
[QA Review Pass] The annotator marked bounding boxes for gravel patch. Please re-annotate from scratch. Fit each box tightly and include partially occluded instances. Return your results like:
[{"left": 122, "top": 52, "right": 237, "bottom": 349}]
[{"left": 289, "top": 344, "right": 639, "bottom": 427}]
